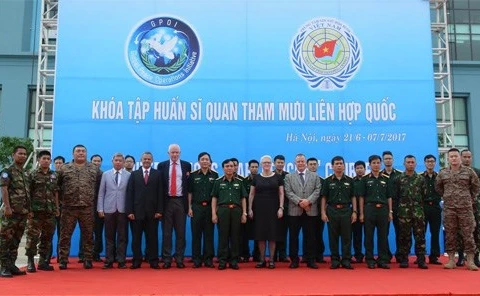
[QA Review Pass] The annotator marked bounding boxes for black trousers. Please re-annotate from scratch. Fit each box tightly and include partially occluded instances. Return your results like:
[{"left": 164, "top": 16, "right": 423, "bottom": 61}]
[
  {"left": 274, "top": 215, "right": 288, "bottom": 260},
  {"left": 424, "top": 204, "right": 442, "bottom": 260},
  {"left": 131, "top": 217, "right": 159, "bottom": 265},
  {"left": 288, "top": 213, "right": 316, "bottom": 263},
  {"left": 104, "top": 211, "right": 128, "bottom": 264}
]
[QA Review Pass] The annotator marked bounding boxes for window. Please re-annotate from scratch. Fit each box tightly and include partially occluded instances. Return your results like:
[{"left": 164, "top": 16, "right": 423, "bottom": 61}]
[
  {"left": 28, "top": 87, "right": 53, "bottom": 147},
  {"left": 436, "top": 97, "right": 469, "bottom": 148},
  {"left": 448, "top": 0, "right": 480, "bottom": 60}
]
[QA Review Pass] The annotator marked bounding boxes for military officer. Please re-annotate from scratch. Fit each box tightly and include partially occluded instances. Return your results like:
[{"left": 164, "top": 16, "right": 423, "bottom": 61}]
[
  {"left": 211, "top": 159, "right": 247, "bottom": 270},
  {"left": 57, "top": 144, "right": 102, "bottom": 270},
  {"left": 244, "top": 159, "right": 260, "bottom": 262},
  {"left": 352, "top": 160, "right": 366, "bottom": 263},
  {"left": 436, "top": 148, "right": 480, "bottom": 271},
  {"left": 359, "top": 154, "right": 393, "bottom": 269},
  {"left": 393, "top": 155, "right": 428, "bottom": 269},
  {"left": 25, "top": 150, "right": 59, "bottom": 272},
  {"left": 0, "top": 145, "right": 30, "bottom": 277},
  {"left": 272, "top": 155, "right": 289, "bottom": 263},
  {"left": 381, "top": 151, "right": 402, "bottom": 263},
  {"left": 320, "top": 156, "right": 356, "bottom": 269},
  {"left": 422, "top": 154, "right": 442, "bottom": 265},
  {"left": 188, "top": 152, "right": 218, "bottom": 268}
]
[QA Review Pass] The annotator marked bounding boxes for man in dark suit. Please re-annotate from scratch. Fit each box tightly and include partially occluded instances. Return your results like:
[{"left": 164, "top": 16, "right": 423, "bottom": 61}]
[
  {"left": 126, "top": 152, "right": 163, "bottom": 269},
  {"left": 157, "top": 144, "right": 191, "bottom": 268}
]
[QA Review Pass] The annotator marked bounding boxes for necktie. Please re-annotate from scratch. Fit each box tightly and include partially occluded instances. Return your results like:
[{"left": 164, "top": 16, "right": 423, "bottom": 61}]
[
  {"left": 299, "top": 172, "right": 305, "bottom": 186},
  {"left": 144, "top": 170, "right": 149, "bottom": 185},
  {"left": 115, "top": 171, "right": 119, "bottom": 185},
  {"left": 171, "top": 162, "right": 177, "bottom": 196}
]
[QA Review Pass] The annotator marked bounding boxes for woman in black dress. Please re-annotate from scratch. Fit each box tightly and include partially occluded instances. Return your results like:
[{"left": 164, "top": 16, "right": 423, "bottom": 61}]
[{"left": 248, "top": 155, "right": 285, "bottom": 269}]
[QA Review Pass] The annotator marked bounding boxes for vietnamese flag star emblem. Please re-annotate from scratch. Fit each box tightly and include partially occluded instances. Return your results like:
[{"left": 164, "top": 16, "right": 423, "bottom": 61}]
[{"left": 314, "top": 40, "right": 337, "bottom": 58}]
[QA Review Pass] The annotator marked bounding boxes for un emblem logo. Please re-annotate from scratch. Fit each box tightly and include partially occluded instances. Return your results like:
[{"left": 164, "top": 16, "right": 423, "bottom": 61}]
[
  {"left": 126, "top": 16, "right": 200, "bottom": 88},
  {"left": 291, "top": 18, "right": 361, "bottom": 91}
]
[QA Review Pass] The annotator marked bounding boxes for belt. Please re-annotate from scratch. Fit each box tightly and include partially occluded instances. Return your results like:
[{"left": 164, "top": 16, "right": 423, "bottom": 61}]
[
  {"left": 195, "top": 201, "right": 210, "bottom": 206},
  {"left": 219, "top": 204, "right": 240, "bottom": 209},
  {"left": 329, "top": 204, "right": 350, "bottom": 209},
  {"left": 368, "top": 203, "right": 385, "bottom": 208},
  {"left": 168, "top": 195, "right": 183, "bottom": 198}
]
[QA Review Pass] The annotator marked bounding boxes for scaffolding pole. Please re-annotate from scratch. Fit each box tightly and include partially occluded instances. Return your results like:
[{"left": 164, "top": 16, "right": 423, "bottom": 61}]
[
  {"left": 430, "top": 0, "right": 455, "bottom": 161},
  {"left": 32, "top": 0, "right": 57, "bottom": 162}
]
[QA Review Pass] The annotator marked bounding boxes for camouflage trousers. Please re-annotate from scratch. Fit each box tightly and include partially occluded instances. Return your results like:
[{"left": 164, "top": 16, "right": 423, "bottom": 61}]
[
  {"left": 444, "top": 207, "right": 475, "bottom": 253},
  {"left": 59, "top": 207, "right": 94, "bottom": 263},
  {"left": 25, "top": 211, "right": 56, "bottom": 258},
  {"left": 456, "top": 210, "right": 480, "bottom": 253},
  {"left": 0, "top": 212, "right": 27, "bottom": 266},
  {"left": 396, "top": 216, "right": 426, "bottom": 262}
]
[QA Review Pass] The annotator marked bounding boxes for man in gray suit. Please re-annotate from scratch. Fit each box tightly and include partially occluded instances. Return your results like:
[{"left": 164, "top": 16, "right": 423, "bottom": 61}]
[
  {"left": 285, "top": 153, "right": 322, "bottom": 269},
  {"left": 97, "top": 153, "right": 131, "bottom": 269}
]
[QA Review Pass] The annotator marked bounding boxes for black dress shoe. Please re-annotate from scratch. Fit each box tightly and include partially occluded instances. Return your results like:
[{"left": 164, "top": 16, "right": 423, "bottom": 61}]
[
  {"left": 37, "top": 263, "right": 54, "bottom": 271},
  {"left": 150, "top": 264, "right": 160, "bottom": 269},
  {"left": 229, "top": 263, "right": 239, "bottom": 270},
  {"left": 118, "top": 262, "right": 127, "bottom": 269},
  {"left": 353, "top": 257, "right": 363, "bottom": 264},
  {"left": 255, "top": 261, "right": 266, "bottom": 268},
  {"left": 367, "top": 263, "right": 375, "bottom": 269},
  {"left": 218, "top": 263, "right": 227, "bottom": 270},
  {"left": 378, "top": 263, "right": 390, "bottom": 269},
  {"left": 330, "top": 262, "right": 340, "bottom": 269},
  {"left": 307, "top": 262, "right": 319, "bottom": 269},
  {"left": 10, "top": 266, "right": 26, "bottom": 276},
  {"left": 177, "top": 262, "right": 185, "bottom": 269},
  {"left": 289, "top": 261, "right": 299, "bottom": 269},
  {"left": 399, "top": 262, "right": 409, "bottom": 268},
  {"left": 342, "top": 263, "right": 354, "bottom": 270},
  {"left": 59, "top": 262, "right": 68, "bottom": 270},
  {"left": 93, "top": 256, "right": 103, "bottom": 262},
  {"left": 103, "top": 263, "right": 113, "bottom": 269},
  {"left": 163, "top": 262, "right": 171, "bottom": 269},
  {"left": 83, "top": 260, "right": 93, "bottom": 269},
  {"left": 0, "top": 267, "right": 12, "bottom": 278},
  {"left": 268, "top": 261, "right": 275, "bottom": 269},
  {"left": 130, "top": 264, "right": 141, "bottom": 269},
  {"left": 204, "top": 261, "right": 214, "bottom": 268},
  {"left": 193, "top": 262, "right": 202, "bottom": 268},
  {"left": 429, "top": 258, "right": 442, "bottom": 265},
  {"left": 418, "top": 262, "right": 428, "bottom": 269}
]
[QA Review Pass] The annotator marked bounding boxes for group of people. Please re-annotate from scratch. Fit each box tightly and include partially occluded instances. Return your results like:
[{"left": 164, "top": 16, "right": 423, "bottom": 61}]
[{"left": 0, "top": 144, "right": 479, "bottom": 277}]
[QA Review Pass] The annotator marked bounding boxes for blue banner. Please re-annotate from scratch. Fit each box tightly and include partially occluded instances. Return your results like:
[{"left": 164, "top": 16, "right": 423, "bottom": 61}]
[{"left": 53, "top": 0, "right": 438, "bottom": 256}]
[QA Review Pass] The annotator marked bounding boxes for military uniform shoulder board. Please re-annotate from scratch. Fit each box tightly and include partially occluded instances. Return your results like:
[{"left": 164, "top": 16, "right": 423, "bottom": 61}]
[
  {"left": 216, "top": 176, "right": 224, "bottom": 180},
  {"left": 395, "top": 169, "right": 403, "bottom": 173},
  {"left": 192, "top": 169, "right": 201, "bottom": 174},
  {"left": 345, "top": 175, "right": 353, "bottom": 180},
  {"left": 381, "top": 173, "right": 390, "bottom": 178},
  {"left": 234, "top": 176, "right": 244, "bottom": 181}
]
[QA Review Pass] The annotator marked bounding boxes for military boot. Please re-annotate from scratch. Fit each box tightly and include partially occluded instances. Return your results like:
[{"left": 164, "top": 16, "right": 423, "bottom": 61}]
[
  {"left": 466, "top": 253, "right": 479, "bottom": 271},
  {"left": 27, "top": 256, "right": 36, "bottom": 273},
  {"left": 0, "top": 263, "right": 12, "bottom": 278},
  {"left": 10, "top": 264, "right": 27, "bottom": 276},
  {"left": 474, "top": 252, "right": 480, "bottom": 267},
  {"left": 444, "top": 253, "right": 456, "bottom": 269},
  {"left": 37, "top": 257, "right": 54, "bottom": 271},
  {"left": 456, "top": 252, "right": 465, "bottom": 266}
]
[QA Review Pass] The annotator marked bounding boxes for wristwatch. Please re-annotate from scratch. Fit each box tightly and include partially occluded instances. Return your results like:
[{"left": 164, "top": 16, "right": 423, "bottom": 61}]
[
  {"left": 243, "top": 212, "right": 248, "bottom": 216},
  {"left": 279, "top": 206, "right": 284, "bottom": 210}
]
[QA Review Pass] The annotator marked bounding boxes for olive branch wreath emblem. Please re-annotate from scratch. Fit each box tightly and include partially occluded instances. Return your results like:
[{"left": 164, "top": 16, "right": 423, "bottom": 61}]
[{"left": 291, "top": 30, "right": 361, "bottom": 90}]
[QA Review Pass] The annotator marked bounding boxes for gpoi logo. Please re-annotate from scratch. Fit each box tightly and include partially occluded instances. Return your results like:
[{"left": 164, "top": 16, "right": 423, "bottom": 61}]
[
  {"left": 291, "top": 18, "right": 362, "bottom": 91},
  {"left": 126, "top": 16, "right": 200, "bottom": 88}
]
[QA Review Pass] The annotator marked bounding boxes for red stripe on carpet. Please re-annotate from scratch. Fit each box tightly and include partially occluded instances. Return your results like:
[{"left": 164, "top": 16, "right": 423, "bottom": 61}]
[{"left": 3, "top": 257, "right": 480, "bottom": 296}]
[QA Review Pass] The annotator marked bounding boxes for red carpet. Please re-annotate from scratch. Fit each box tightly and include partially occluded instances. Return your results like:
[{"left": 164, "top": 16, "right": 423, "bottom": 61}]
[{"left": 3, "top": 257, "right": 480, "bottom": 296}]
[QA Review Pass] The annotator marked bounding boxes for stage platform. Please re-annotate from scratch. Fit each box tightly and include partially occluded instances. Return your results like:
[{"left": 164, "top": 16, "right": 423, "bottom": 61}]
[{"left": 4, "top": 257, "right": 480, "bottom": 296}]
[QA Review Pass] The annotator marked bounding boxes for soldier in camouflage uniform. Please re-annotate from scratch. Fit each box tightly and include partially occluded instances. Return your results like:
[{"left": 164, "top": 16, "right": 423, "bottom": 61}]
[
  {"left": 393, "top": 155, "right": 428, "bottom": 269},
  {"left": 458, "top": 149, "right": 480, "bottom": 267},
  {"left": 436, "top": 148, "right": 480, "bottom": 271},
  {"left": 0, "top": 145, "right": 30, "bottom": 278},
  {"left": 25, "top": 150, "right": 59, "bottom": 272},
  {"left": 57, "top": 144, "right": 102, "bottom": 270}
]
